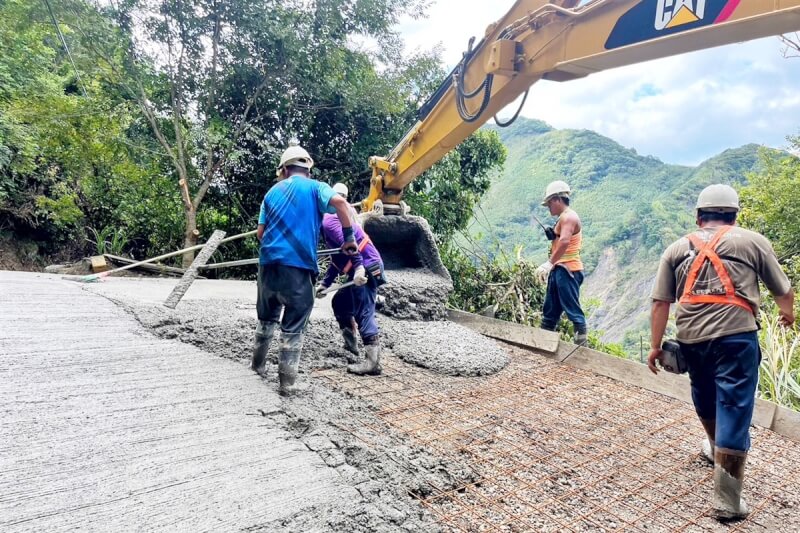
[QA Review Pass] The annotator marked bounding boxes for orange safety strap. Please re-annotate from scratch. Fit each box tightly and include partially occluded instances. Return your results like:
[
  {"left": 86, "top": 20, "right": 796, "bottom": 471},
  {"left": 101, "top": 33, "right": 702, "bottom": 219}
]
[
  {"left": 679, "top": 225, "right": 754, "bottom": 314},
  {"left": 340, "top": 235, "right": 372, "bottom": 274}
]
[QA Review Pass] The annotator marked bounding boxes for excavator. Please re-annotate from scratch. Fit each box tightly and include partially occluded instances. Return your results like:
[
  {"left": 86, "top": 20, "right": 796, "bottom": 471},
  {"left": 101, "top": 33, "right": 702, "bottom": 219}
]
[{"left": 358, "top": 0, "right": 800, "bottom": 274}]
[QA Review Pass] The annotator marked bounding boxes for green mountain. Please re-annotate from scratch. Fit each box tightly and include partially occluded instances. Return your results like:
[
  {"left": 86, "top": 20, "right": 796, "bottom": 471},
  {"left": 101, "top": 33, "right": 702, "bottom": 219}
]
[{"left": 470, "top": 117, "right": 763, "bottom": 348}]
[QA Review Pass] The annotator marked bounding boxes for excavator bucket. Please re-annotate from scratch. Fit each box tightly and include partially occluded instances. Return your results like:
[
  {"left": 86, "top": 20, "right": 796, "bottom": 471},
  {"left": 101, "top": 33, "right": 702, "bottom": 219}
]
[
  {"left": 360, "top": 214, "right": 453, "bottom": 321},
  {"left": 361, "top": 214, "right": 449, "bottom": 277}
]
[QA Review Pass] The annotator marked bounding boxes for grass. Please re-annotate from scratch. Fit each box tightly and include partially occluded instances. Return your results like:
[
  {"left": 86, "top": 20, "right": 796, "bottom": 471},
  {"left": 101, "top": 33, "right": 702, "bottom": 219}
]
[{"left": 758, "top": 309, "right": 800, "bottom": 411}]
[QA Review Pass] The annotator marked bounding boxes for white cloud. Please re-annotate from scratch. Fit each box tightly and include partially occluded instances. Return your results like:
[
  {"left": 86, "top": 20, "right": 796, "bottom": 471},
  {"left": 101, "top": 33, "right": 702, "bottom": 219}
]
[{"left": 398, "top": 1, "right": 800, "bottom": 165}]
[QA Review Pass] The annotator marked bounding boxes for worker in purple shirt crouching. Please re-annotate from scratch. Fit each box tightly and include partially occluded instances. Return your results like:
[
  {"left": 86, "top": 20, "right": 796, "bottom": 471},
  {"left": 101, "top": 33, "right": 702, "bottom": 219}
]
[{"left": 317, "top": 212, "right": 386, "bottom": 376}]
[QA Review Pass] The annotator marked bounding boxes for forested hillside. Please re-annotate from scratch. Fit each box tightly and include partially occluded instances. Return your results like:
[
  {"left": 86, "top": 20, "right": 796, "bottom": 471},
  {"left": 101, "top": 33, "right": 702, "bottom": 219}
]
[{"left": 470, "top": 118, "right": 764, "bottom": 348}]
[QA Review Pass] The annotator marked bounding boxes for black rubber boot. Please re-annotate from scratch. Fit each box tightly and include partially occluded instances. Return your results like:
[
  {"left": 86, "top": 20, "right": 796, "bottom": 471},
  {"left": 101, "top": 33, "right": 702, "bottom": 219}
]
[
  {"left": 347, "top": 344, "right": 382, "bottom": 376},
  {"left": 574, "top": 325, "right": 588, "bottom": 346},
  {"left": 278, "top": 349, "right": 301, "bottom": 395},
  {"left": 278, "top": 332, "right": 303, "bottom": 395},
  {"left": 251, "top": 321, "right": 276, "bottom": 376},
  {"left": 713, "top": 448, "right": 749, "bottom": 521},
  {"left": 341, "top": 327, "right": 359, "bottom": 356}
]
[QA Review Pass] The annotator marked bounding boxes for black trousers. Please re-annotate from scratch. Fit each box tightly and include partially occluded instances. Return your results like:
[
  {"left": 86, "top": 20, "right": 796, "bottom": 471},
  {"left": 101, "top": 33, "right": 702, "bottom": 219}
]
[{"left": 257, "top": 264, "right": 314, "bottom": 334}]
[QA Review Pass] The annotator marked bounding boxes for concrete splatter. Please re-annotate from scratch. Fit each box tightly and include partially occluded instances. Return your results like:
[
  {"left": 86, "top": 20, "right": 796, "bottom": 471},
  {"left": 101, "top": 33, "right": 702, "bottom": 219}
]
[{"left": 114, "top": 297, "right": 484, "bottom": 532}]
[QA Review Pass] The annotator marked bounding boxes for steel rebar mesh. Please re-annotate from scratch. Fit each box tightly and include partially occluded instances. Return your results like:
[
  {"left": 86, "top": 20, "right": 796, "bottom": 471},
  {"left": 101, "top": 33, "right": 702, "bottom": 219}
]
[{"left": 315, "top": 345, "right": 800, "bottom": 532}]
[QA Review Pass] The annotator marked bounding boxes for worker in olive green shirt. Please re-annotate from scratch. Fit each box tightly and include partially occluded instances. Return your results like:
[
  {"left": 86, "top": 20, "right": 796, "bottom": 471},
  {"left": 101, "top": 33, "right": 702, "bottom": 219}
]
[{"left": 648, "top": 184, "right": 794, "bottom": 521}]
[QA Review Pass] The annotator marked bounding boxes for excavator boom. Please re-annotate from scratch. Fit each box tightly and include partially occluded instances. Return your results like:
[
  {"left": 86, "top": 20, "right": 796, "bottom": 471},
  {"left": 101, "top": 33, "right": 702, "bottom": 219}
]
[{"left": 362, "top": 0, "right": 800, "bottom": 214}]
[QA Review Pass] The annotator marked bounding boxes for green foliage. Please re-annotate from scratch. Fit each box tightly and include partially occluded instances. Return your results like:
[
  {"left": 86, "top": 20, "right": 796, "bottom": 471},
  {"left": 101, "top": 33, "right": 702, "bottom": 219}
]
[
  {"left": 758, "top": 307, "right": 800, "bottom": 411},
  {"left": 0, "top": 0, "right": 507, "bottom": 270},
  {"left": 442, "top": 241, "right": 545, "bottom": 327},
  {"left": 87, "top": 226, "right": 129, "bottom": 256},
  {"left": 475, "top": 118, "right": 762, "bottom": 269},
  {"left": 586, "top": 332, "right": 628, "bottom": 359},
  {"left": 739, "top": 141, "right": 800, "bottom": 284},
  {"left": 35, "top": 184, "right": 84, "bottom": 234},
  {"left": 405, "top": 130, "right": 507, "bottom": 240}
]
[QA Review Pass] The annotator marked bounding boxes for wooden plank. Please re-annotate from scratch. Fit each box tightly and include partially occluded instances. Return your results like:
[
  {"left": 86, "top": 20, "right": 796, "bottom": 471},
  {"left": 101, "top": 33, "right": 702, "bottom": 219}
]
[
  {"left": 447, "top": 309, "right": 560, "bottom": 353},
  {"left": 771, "top": 404, "right": 800, "bottom": 442},
  {"left": 66, "top": 230, "right": 256, "bottom": 283},
  {"left": 200, "top": 257, "right": 259, "bottom": 270}
]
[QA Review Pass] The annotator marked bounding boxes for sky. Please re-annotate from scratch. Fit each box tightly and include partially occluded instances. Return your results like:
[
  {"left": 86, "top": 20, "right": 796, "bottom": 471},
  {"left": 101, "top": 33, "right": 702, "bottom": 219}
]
[{"left": 396, "top": 1, "right": 800, "bottom": 166}]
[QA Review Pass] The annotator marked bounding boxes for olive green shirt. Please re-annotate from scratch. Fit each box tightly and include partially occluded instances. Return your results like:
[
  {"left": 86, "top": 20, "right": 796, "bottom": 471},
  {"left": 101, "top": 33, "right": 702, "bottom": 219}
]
[{"left": 651, "top": 225, "right": 791, "bottom": 344}]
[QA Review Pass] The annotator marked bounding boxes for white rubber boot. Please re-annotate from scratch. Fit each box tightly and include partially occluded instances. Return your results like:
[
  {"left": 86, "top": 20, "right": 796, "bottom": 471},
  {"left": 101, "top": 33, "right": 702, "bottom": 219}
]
[
  {"left": 713, "top": 448, "right": 749, "bottom": 521},
  {"left": 700, "top": 418, "right": 716, "bottom": 465}
]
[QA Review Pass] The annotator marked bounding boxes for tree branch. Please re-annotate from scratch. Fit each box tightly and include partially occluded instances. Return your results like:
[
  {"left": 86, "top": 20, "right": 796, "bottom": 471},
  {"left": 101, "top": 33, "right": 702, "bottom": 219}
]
[
  {"left": 192, "top": 72, "right": 273, "bottom": 210},
  {"left": 780, "top": 33, "right": 800, "bottom": 58}
]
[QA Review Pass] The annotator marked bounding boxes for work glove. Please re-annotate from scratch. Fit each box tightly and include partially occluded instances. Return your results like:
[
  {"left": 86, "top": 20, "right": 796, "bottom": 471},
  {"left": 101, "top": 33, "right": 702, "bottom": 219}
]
[
  {"left": 341, "top": 226, "right": 358, "bottom": 256},
  {"left": 315, "top": 283, "right": 329, "bottom": 299},
  {"left": 353, "top": 266, "right": 368, "bottom": 287},
  {"left": 535, "top": 261, "right": 553, "bottom": 284}
]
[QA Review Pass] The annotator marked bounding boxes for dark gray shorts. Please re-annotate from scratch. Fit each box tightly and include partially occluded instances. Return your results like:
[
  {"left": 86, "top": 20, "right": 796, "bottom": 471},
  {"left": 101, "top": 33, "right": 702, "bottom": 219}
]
[{"left": 257, "top": 264, "right": 314, "bottom": 334}]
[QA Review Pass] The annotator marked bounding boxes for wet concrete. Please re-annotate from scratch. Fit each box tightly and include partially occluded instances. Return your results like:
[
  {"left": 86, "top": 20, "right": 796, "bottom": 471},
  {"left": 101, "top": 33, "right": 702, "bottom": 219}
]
[
  {"left": 0, "top": 272, "right": 363, "bottom": 532},
  {"left": 362, "top": 215, "right": 454, "bottom": 322},
  {"left": 0, "top": 268, "right": 507, "bottom": 531},
  {"left": 379, "top": 269, "right": 452, "bottom": 322},
  {"left": 78, "top": 275, "right": 497, "bottom": 530},
  {"left": 382, "top": 320, "right": 509, "bottom": 377},
  {"left": 83, "top": 274, "right": 507, "bottom": 378}
]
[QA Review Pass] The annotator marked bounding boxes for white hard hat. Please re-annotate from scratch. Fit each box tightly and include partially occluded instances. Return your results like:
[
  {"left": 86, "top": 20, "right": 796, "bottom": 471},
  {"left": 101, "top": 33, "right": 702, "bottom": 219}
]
[
  {"left": 541, "top": 180, "right": 571, "bottom": 205},
  {"left": 333, "top": 183, "right": 348, "bottom": 198},
  {"left": 696, "top": 184, "right": 740, "bottom": 213},
  {"left": 277, "top": 140, "right": 314, "bottom": 170}
]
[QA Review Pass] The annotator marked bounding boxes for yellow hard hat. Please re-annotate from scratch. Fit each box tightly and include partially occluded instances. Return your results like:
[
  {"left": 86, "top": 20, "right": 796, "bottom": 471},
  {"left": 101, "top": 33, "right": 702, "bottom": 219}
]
[{"left": 541, "top": 180, "right": 571, "bottom": 205}]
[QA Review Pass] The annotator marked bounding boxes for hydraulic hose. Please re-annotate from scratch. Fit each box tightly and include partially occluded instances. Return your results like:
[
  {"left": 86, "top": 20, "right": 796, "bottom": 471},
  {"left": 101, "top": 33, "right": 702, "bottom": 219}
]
[
  {"left": 454, "top": 37, "right": 495, "bottom": 123},
  {"left": 494, "top": 89, "right": 529, "bottom": 128}
]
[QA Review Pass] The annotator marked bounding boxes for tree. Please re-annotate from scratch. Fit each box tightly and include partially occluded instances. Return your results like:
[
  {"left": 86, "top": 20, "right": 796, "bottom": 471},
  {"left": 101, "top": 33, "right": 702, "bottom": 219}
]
[
  {"left": 738, "top": 140, "right": 800, "bottom": 284},
  {"left": 404, "top": 130, "right": 507, "bottom": 241},
  {"left": 60, "top": 0, "right": 428, "bottom": 266}
]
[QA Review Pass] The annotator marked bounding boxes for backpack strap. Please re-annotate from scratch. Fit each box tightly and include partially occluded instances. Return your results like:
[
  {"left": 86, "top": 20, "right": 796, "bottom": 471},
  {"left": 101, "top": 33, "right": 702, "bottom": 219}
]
[{"left": 679, "top": 226, "right": 754, "bottom": 314}]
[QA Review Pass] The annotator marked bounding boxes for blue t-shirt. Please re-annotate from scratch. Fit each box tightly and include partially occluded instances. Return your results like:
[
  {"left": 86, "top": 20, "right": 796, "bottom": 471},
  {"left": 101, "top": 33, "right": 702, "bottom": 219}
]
[{"left": 258, "top": 175, "right": 337, "bottom": 272}]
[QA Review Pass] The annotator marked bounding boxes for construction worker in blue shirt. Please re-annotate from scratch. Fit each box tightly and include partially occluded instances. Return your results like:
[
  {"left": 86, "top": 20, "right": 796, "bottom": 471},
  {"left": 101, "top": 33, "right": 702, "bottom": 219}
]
[{"left": 252, "top": 141, "right": 357, "bottom": 394}]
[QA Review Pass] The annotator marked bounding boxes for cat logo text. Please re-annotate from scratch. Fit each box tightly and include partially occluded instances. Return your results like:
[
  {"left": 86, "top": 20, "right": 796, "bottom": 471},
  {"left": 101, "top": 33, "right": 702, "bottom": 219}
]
[{"left": 656, "top": 0, "right": 707, "bottom": 31}]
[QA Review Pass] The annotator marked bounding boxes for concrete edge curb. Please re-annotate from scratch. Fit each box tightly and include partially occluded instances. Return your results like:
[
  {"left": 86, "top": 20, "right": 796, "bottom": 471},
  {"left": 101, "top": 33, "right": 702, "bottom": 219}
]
[
  {"left": 447, "top": 309, "right": 560, "bottom": 353},
  {"left": 449, "top": 309, "right": 800, "bottom": 443}
]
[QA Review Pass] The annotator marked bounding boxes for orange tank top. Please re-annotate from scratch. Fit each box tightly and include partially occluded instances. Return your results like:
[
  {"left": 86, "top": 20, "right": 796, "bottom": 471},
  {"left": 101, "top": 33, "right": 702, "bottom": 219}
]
[
  {"left": 555, "top": 233, "right": 583, "bottom": 272},
  {"left": 553, "top": 209, "right": 583, "bottom": 272}
]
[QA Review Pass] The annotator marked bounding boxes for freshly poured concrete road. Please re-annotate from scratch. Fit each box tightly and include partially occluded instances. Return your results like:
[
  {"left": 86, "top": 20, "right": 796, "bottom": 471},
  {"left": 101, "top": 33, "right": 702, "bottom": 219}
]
[{"left": 0, "top": 271, "right": 357, "bottom": 532}]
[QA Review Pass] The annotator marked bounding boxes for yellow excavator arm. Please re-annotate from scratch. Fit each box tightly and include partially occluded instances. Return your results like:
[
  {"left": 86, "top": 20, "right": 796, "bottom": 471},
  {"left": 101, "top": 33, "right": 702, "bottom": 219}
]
[{"left": 362, "top": 0, "right": 800, "bottom": 214}]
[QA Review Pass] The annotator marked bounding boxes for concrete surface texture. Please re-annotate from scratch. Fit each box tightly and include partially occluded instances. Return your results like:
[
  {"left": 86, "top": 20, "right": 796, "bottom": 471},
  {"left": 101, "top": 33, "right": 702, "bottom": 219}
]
[
  {"left": 0, "top": 271, "right": 423, "bottom": 532},
  {"left": 4, "top": 272, "right": 800, "bottom": 532},
  {"left": 84, "top": 275, "right": 505, "bottom": 378}
]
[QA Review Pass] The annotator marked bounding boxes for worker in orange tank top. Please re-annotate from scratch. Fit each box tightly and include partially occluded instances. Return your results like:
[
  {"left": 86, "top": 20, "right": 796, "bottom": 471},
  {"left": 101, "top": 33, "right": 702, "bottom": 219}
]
[{"left": 535, "top": 181, "right": 588, "bottom": 345}]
